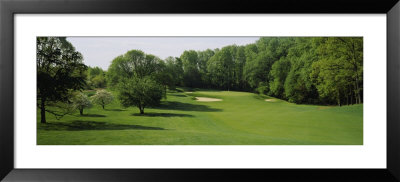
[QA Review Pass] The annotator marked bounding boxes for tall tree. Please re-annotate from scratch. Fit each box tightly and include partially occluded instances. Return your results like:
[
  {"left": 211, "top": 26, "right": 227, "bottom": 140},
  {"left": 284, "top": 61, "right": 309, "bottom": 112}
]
[
  {"left": 107, "top": 50, "right": 163, "bottom": 87},
  {"left": 37, "top": 37, "right": 87, "bottom": 123},
  {"left": 269, "top": 57, "right": 291, "bottom": 98},
  {"left": 207, "top": 46, "right": 235, "bottom": 90},
  {"left": 118, "top": 77, "right": 163, "bottom": 114},
  {"left": 163, "top": 56, "right": 184, "bottom": 89},
  {"left": 108, "top": 49, "right": 165, "bottom": 113},
  {"left": 197, "top": 49, "right": 215, "bottom": 88},
  {"left": 311, "top": 37, "right": 363, "bottom": 105},
  {"left": 181, "top": 50, "right": 201, "bottom": 87},
  {"left": 283, "top": 38, "right": 319, "bottom": 104}
]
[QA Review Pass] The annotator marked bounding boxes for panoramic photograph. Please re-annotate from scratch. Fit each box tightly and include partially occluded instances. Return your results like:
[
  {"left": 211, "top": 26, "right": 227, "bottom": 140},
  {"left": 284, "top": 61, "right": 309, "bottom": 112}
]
[{"left": 37, "top": 37, "right": 363, "bottom": 145}]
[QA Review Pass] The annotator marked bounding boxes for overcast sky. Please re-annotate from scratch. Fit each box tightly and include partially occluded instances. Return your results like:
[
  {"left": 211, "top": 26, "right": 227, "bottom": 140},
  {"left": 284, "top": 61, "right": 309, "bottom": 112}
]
[{"left": 67, "top": 37, "right": 260, "bottom": 70}]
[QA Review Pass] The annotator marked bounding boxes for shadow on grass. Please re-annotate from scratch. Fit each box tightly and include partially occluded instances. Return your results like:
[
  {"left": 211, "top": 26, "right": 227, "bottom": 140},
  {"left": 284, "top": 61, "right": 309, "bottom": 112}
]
[
  {"left": 169, "top": 94, "right": 187, "bottom": 97},
  {"left": 39, "top": 120, "right": 165, "bottom": 131},
  {"left": 79, "top": 114, "right": 106, "bottom": 117},
  {"left": 131, "top": 112, "right": 193, "bottom": 117},
  {"left": 105, "top": 109, "right": 126, "bottom": 112},
  {"left": 155, "top": 101, "right": 223, "bottom": 112}
]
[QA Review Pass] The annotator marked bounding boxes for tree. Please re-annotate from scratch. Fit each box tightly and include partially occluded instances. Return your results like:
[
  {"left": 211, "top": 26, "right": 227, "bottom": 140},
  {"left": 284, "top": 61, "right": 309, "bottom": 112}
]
[
  {"left": 107, "top": 50, "right": 164, "bottom": 88},
  {"left": 91, "top": 74, "right": 106, "bottom": 88},
  {"left": 108, "top": 49, "right": 165, "bottom": 114},
  {"left": 91, "top": 90, "right": 114, "bottom": 109},
  {"left": 87, "top": 66, "right": 107, "bottom": 88},
  {"left": 163, "top": 56, "right": 184, "bottom": 89},
  {"left": 269, "top": 57, "right": 291, "bottom": 98},
  {"left": 283, "top": 38, "right": 319, "bottom": 104},
  {"left": 197, "top": 49, "right": 215, "bottom": 88},
  {"left": 243, "top": 50, "right": 275, "bottom": 92},
  {"left": 72, "top": 92, "right": 92, "bottom": 115},
  {"left": 103, "top": 37, "right": 362, "bottom": 106},
  {"left": 181, "top": 50, "right": 201, "bottom": 87},
  {"left": 233, "top": 46, "right": 247, "bottom": 90},
  {"left": 311, "top": 37, "right": 363, "bottom": 106},
  {"left": 118, "top": 77, "right": 163, "bottom": 114},
  {"left": 37, "top": 37, "right": 87, "bottom": 123},
  {"left": 106, "top": 55, "right": 131, "bottom": 89},
  {"left": 207, "top": 46, "right": 235, "bottom": 90}
]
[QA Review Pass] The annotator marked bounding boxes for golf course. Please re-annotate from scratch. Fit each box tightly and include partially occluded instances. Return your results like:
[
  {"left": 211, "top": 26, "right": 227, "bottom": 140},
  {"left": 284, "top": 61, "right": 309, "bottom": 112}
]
[
  {"left": 37, "top": 37, "right": 363, "bottom": 145},
  {"left": 37, "top": 88, "right": 363, "bottom": 145}
]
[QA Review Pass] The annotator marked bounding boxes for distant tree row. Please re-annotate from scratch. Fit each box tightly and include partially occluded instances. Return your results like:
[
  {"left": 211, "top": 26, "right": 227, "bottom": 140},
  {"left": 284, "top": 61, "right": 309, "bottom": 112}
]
[
  {"left": 106, "top": 37, "right": 363, "bottom": 106},
  {"left": 107, "top": 37, "right": 362, "bottom": 106},
  {"left": 188, "top": 37, "right": 362, "bottom": 106},
  {"left": 86, "top": 66, "right": 107, "bottom": 89}
]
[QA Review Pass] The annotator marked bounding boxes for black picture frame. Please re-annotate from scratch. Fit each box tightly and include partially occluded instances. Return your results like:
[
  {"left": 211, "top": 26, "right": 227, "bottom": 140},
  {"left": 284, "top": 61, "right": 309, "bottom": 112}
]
[{"left": 1, "top": 0, "right": 399, "bottom": 181}]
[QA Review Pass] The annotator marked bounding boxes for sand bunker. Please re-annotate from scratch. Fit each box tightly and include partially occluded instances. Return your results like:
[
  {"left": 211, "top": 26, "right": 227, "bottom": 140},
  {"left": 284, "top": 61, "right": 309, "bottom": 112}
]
[
  {"left": 265, "top": 99, "right": 275, "bottom": 102},
  {"left": 196, "top": 97, "right": 222, "bottom": 102},
  {"left": 185, "top": 92, "right": 193, "bottom": 93}
]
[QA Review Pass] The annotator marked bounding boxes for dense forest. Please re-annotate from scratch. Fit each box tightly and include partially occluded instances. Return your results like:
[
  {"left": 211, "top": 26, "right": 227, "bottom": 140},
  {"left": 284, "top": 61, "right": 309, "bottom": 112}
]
[{"left": 101, "top": 37, "right": 363, "bottom": 106}]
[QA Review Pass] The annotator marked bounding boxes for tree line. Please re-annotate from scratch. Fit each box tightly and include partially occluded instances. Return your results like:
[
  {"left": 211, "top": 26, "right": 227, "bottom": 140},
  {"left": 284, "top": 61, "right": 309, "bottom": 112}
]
[
  {"left": 37, "top": 37, "right": 363, "bottom": 123},
  {"left": 107, "top": 37, "right": 363, "bottom": 106}
]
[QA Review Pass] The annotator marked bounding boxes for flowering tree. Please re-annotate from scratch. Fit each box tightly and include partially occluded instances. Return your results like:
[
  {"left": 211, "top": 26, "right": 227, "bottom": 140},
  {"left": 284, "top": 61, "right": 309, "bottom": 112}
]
[
  {"left": 92, "top": 90, "right": 114, "bottom": 109},
  {"left": 72, "top": 92, "right": 92, "bottom": 115}
]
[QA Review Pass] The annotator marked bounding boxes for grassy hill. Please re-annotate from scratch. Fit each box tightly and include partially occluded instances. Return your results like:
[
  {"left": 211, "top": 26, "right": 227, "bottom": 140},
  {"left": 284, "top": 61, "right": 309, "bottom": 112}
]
[{"left": 37, "top": 88, "right": 363, "bottom": 145}]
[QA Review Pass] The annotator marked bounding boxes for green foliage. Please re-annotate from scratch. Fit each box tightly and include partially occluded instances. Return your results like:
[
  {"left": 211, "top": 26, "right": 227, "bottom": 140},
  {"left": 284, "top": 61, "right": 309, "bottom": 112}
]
[
  {"left": 91, "top": 89, "right": 114, "bottom": 109},
  {"left": 106, "top": 50, "right": 165, "bottom": 89},
  {"left": 269, "top": 57, "right": 291, "bottom": 98},
  {"left": 37, "top": 37, "right": 87, "bottom": 123},
  {"left": 43, "top": 36, "right": 363, "bottom": 109},
  {"left": 311, "top": 37, "right": 363, "bottom": 105},
  {"left": 118, "top": 77, "right": 164, "bottom": 114},
  {"left": 106, "top": 55, "right": 129, "bottom": 88},
  {"left": 207, "top": 46, "right": 235, "bottom": 90},
  {"left": 197, "top": 49, "right": 215, "bottom": 87},
  {"left": 181, "top": 50, "right": 202, "bottom": 87},
  {"left": 283, "top": 38, "right": 319, "bottom": 104},
  {"left": 154, "top": 37, "right": 363, "bottom": 106},
  {"left": 161, "top": 57, "right": 184, "bottom": 90},
  {"left": 87, "top": 66, "right": 107, "bottom": 89},
  {"left": 106, "top": 49, "right": 166, "bottom": 113},
  {"left": 72, "top": 92, "right": 92, "bottom": 115},
  {"left": 256, "top": 82, "right": 269, "bottom": 95}
]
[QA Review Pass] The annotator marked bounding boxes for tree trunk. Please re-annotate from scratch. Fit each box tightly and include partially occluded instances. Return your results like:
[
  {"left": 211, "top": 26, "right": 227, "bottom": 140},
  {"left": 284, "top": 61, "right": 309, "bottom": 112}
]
[
  {"left": 79, "top": 108, "right": 83, "bottom": 115},
  {"left": 350, "top": 91, "right": 353, "bottom": 105},
  {"left": 140, "top": 108, "right": 144, "bottom": 114},
  {"left": 357, "top": 83, "right": 362, "bottom": 104},
  {"left": 102, "top": 105, "right": 105, "bottom": 109},
  {"left": 355, "top": 77, "right": 361, "bottom": 104},
  {"left": 164, "top": 85, "right": 167, "bottom": 99},
  {"left": 40, "top": 99, "right": 46, "bottom": 123}
]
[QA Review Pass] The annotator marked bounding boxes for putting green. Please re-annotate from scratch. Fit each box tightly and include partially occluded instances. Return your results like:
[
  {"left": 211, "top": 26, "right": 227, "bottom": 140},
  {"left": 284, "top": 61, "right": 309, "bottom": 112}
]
[{"left": 37, "top": 89, "right": 363, "bottom": 145}]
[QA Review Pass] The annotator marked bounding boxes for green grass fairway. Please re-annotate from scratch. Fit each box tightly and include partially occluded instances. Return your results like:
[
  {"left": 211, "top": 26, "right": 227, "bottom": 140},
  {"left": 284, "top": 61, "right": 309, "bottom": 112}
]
[{"left": 37, "top": 89, "right": 363, "bottom": 145}]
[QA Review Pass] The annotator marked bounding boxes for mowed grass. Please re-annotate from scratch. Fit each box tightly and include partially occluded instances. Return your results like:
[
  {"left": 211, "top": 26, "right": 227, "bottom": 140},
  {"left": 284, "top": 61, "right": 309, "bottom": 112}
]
[{"left": 37, "top": 89, "right": 363, "bottom": 145}]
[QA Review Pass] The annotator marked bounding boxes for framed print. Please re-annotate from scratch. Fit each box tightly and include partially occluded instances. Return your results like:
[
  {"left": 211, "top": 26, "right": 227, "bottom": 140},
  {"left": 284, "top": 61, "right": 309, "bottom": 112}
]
[{"left": 1, "top": 0, "right": 400, "bottom": 181}]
